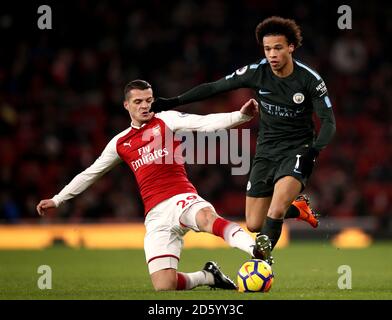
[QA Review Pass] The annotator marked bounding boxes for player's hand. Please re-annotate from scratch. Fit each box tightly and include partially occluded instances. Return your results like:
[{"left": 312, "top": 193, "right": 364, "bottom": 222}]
[
  {"left": 298, "top": 147, "right": 319, "bottom": 177},
  {"left": 36, "top": 199, "right": 56, "bottom": 216},
  {"left": 240, "top": 98, "right": 259, "bottom": 118},
  {"left": 151, "top": 97, "right": 180, "bottom": 112}
]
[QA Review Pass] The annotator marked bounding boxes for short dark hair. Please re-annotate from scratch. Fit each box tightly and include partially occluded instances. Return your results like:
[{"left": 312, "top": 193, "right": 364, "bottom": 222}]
[
  {"left": 255, "top": 16, "right": 302, "bottom": 49},
  {"left": 124, "top": 79, "right": 152, "bottom": 100}
]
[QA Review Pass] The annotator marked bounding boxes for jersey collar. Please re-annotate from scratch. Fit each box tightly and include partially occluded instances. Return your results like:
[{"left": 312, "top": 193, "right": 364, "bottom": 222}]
[{"left": 131, "top": 123, "right": 145, "bottom": 130}]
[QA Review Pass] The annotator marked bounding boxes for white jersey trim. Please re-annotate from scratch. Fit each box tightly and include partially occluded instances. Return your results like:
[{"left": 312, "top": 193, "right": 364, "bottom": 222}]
[{"left": 294, "top": 60, "right": 321, "bottom": 80}]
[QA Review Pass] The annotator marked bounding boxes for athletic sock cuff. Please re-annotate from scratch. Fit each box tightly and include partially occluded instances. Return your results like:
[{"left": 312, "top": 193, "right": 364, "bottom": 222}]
[
  {"left": 212, "top": 217, "right": 231, "bottom": 239},
  {"left": 176, "top": 272, "right": 188, "bottom": 290}
]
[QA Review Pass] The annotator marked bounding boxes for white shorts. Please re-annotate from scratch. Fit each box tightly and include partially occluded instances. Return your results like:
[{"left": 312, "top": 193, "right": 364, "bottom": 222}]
[{"left": 144, "top": 193, "right": 215, "bottom": 274}]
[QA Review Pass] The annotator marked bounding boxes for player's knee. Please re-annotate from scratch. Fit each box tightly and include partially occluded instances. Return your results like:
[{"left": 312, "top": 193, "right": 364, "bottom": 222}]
[
  {"left": 267, "top": 205, "right": 287, "bottom": 219},
  {"left": 151, "top": 269, "right": 177, "bottom": 291},
  {"left": 153, "top": 283, "right": 176, "bottom": 291},
  {"left": 246, "top": 221, "right": 261, "bottom": 233},
  {"left": 245, "top": 209, "right": 264, "bottom": 232},
  {"left": 195, "top": 207, "right": 217, "bottom": 232},
  {"left": 152, "top": 278, "right": 177, "bottom": 291}
]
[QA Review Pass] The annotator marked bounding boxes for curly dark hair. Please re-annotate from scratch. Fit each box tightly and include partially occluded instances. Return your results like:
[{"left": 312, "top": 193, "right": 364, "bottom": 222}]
[{"left": 255, "top": 16, "right": 303, "bottom": 49}]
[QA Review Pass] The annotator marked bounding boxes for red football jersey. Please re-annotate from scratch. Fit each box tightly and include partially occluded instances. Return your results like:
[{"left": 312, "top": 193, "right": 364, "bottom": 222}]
[{"left": 116, "top": 117, "right": 197, "bottom": 214}]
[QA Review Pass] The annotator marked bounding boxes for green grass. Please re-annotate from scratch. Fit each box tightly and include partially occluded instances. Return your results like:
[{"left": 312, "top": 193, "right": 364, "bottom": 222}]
[{"left": 1, "top": 242, "right": 391, "bottom": 300}]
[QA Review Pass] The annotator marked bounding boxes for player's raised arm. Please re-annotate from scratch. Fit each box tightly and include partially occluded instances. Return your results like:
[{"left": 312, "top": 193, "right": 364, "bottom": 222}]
[
  {"left": 36, "top": 135, "right": 123, "bottom": 216},
  {"left": 156, "top": 98, "right": 258, "bottom": 132},
  {"left": 152, "top": 63, "right": 259, "bottom": 112},
  {"left": 298, "top": 78, "right": 336, "bottom": 177},
  {"left": 310, "top": 77, "right": 336, "bottom": 152},
  {"left": 312, "top": 95, "right": 336, "bottom": 152}
]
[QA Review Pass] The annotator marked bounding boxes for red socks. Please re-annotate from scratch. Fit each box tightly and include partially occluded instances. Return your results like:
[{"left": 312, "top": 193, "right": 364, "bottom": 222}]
[
  {"left": 176, "top": 272, "right": 188, "bottom": 290},
  {"left": 212, "top": 217, "right": 231, "bottom": 239}
]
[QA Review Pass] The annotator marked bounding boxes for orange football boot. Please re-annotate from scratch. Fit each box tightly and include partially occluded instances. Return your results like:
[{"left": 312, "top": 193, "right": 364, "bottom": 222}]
[{"left": 292, "top": 194, "right": 319, "bottom": 228}]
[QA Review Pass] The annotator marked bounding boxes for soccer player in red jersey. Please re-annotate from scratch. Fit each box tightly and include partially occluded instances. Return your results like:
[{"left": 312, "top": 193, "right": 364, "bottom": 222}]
[{"left": 37, "top": 80, "right": 269, "bottom": 291}]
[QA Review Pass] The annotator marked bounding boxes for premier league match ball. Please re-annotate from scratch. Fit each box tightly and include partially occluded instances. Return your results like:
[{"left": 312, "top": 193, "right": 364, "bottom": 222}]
[{"left": 237, "top": 259, "right": 274, "bottom": 292}]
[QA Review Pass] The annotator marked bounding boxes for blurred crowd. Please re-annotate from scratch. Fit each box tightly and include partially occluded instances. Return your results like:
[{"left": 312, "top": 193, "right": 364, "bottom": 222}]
[{"left": 0, "top": 1, "right": 391, "bottom": 230}]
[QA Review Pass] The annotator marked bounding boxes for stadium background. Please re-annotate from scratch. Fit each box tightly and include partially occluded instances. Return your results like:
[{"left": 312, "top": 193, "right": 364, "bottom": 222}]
[{"left": 0, "top": 0, "right": 391, "bottom": 245}]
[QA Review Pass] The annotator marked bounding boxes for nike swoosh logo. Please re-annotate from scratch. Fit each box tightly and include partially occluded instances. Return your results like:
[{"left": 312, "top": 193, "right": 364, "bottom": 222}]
[
  {"left": 259, "top": 90, "right": 272, "bottom": 95},
  {"left": 244, "top": 264, "right": 252, "bottom": 276},
  {"left": 231, "top": 228, "right": 243, "bottom": 237},
  {"left": 293, "top": 169, "right": 302, "bottom": 174},
  {"left": 244, "top": 264, "right": 256, "bottom": 284}
]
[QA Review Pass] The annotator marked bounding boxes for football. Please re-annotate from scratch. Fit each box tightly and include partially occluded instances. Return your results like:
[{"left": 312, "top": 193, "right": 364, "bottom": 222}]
[{"left": 237, "top": 259, "right": 274, "bottom": 292}]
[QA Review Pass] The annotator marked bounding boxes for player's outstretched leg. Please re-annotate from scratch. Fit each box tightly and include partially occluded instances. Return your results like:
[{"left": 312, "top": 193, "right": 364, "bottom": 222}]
[
  {"left": 209, "top": 213, "right": 275, "bottom": 265},
  {"left": 285, "top": 194, "right": 319, "bottom": 228},
  {"left": 189, "top": 207, "right": 257, "bottom": 257},
  {"left": 203, "top": 261, "right": 237, "bottom": 290},
  {"left": 186, "top": 206, "right": 276, "bottom": 265}
]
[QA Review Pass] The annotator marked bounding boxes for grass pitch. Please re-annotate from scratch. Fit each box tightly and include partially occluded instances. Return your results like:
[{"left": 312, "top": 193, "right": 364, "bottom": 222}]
[{"left": 1, "top": 242, "right": 391, "bottom": 300}]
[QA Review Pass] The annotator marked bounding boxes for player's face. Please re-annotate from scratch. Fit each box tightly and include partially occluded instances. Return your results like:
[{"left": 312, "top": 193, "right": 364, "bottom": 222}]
[
  {"left": 124, "top": 88, "right": 154, "bottom": 126},
  {"left": 263, "top": 35, "right": 294, "bottom": 71}
]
